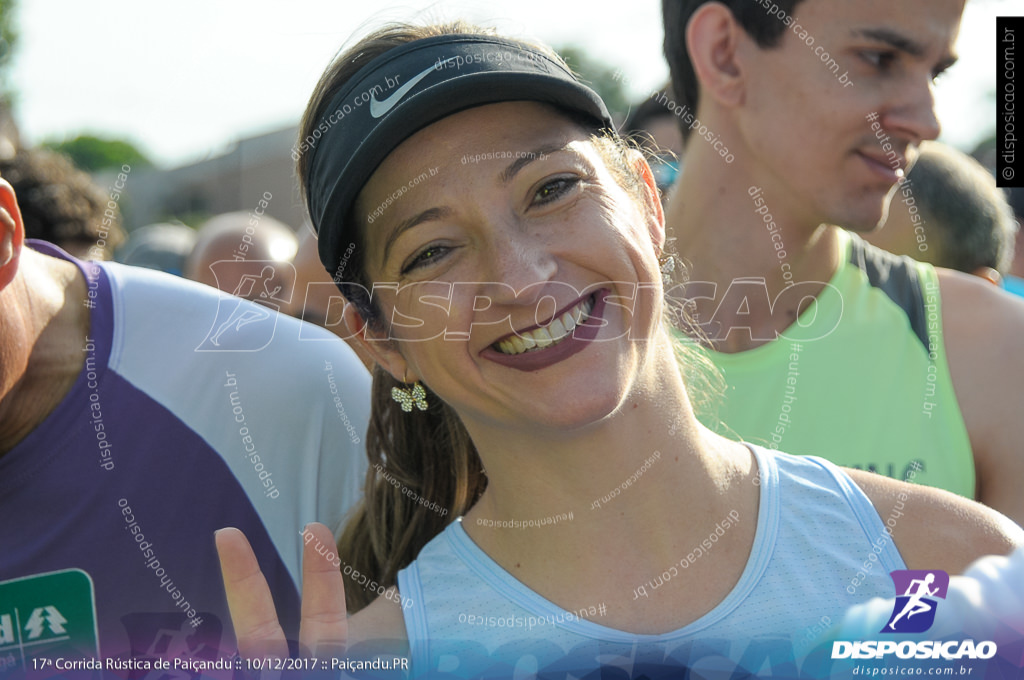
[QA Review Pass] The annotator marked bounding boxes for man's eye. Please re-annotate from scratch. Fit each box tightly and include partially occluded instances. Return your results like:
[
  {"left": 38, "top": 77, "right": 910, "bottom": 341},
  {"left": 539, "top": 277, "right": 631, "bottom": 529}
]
[
  {"left": 862, "top": 50, "right": 897, "bottom": 72},
  {"left": 402, "top": 244, "right": 451, "bottom": 274},
  {"left": 533, "top": 176, "right": 580, "bottom": 205}
]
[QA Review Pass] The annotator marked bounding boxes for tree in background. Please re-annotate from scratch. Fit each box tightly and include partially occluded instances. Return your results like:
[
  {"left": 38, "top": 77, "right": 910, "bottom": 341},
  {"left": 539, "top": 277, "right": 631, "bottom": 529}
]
[
  {"left": 0, "top": 0, "right": 17, "bottom": 105},
  {"left": 555, "top": 45, "right": 630, "bottom": 123},
  {"left": 44, "top": 134, "right": 152, "bottom": 173},
  {"left": 0, "top": 0, "right": 19, "bottom": 157}
]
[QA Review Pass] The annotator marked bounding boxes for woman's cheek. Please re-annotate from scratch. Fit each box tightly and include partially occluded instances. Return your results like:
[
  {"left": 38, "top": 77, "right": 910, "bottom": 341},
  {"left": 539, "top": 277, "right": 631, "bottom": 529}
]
[{"left": 390, "top": 280, "right": 458, "bottom": 342}]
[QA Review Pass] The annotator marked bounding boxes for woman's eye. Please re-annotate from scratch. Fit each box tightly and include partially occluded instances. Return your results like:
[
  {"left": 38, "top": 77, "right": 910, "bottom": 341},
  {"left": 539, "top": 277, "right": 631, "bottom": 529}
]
[
  {"left": 402, "top": 244, "right": 451, "bottom": 274},
  {"left": 533, "top": 176, "right": 580, "bottom": 206}
]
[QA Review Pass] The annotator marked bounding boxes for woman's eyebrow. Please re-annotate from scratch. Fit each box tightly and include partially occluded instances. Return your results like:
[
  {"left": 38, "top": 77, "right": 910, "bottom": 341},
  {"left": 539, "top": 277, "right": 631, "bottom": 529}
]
[
  {"left": 498, "top": 142, "right": 576, "bottom": 184},
  {"left": 379, "top": 140, "right": 580, "bottom": 266},
  {"left": 382, "top": 206, "right": 454, "bottom": 267}
]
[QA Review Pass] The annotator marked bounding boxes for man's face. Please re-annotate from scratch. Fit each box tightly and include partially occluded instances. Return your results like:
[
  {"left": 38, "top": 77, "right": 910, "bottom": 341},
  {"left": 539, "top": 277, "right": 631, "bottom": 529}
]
[{"left": 734, "top": 0, "right": 965, "bottom": 231}]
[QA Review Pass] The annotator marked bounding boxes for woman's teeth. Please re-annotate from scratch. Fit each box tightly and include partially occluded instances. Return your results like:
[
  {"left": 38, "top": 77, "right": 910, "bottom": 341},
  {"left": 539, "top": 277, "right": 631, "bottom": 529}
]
[{"left": 495, "top": 296, "right": 595, "bottom": 355}]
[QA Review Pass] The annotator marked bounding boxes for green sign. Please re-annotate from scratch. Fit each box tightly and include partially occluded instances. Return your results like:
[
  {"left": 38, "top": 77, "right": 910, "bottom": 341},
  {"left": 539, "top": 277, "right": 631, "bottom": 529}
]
[{"left": 0, "top": 569, "right": 99, "bottom": 675}]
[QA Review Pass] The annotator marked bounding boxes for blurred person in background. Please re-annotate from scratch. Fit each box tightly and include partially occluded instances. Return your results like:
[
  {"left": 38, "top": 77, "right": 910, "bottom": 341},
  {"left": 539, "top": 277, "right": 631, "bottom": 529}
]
[
  {"left": 1004, "top": 188, "right": 1024, "bottom": 298},
  {"left": 866, "top": 141, "right": 1017, "bottom": 286},
  {"left": 184, "top": 210, "right": 298, "bottom": 306},
  {"left": 283, "top": 228, "right": 375, "bottom": 368},
  {"left": 661, "top": 0, "right": 1024, "bottom": 525},
  {"left": 0, "top": 169, "right": 370, "bottom": 664},
  {"left": 621, "top": 85, "right": 686, "bottom": 199},
  {"left": 286, "top": 228, "right": 375, "bottom": 368},
  {"left": 116, "top": 221, "right": 198, "bottom": 276},
  {"left": 0, "top": 146, "right": 126, "bottom": 260},
  {"left": 286, "top": 227, "right": 342, "bottom": 330}
]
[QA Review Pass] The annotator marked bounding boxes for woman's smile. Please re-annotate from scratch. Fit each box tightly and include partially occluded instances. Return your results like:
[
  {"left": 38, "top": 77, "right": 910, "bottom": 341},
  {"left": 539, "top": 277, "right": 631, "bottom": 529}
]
[{"left": 481, "top": 289, "right": 608, "bottom": 372}]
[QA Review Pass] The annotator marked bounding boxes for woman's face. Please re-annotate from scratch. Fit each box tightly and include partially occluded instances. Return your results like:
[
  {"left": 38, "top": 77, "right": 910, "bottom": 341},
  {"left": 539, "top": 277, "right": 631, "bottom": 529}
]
[{"left": 352, "top": 101, "right": 666, "bottom": 433}]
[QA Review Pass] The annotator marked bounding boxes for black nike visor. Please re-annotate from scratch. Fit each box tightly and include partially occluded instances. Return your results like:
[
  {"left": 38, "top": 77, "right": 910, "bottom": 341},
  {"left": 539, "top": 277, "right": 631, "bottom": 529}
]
[{"left": 303, "top": 33, "right": 614, "bottom": 278}]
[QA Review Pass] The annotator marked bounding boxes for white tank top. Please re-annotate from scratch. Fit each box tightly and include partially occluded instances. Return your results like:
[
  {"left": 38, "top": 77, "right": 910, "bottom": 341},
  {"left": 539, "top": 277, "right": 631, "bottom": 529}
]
[{"left": 397, "top": 445, "right": 905, "bottom": 678}]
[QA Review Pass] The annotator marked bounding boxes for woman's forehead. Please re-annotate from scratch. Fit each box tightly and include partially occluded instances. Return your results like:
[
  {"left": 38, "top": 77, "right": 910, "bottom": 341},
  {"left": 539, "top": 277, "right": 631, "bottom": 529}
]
[
  {"left": 354, "top": 104, "right": 606, "bottom": 269},
  {"left": 374, "top": 102, "right": 589, "bottom": 176}
]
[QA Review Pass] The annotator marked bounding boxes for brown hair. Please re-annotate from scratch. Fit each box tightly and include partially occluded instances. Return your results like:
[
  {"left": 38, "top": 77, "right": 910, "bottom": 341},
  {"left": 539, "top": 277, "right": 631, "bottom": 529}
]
[
  {"left": 298, "top": 21, "right": 719, "bottom": 612},
  {"left": 0, "top": 147, "right": 126, "bottom": 259}
]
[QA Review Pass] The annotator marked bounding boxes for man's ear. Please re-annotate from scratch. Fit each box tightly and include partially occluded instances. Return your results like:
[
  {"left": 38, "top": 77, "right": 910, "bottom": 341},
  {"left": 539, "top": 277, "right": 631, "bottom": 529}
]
[
  {"left": 340, "top": 302, "right": 414, "bottom": 383},
  {"left": 0, "top": 179, "right": 24, "bottom": 290},
  {"left": 686, "top": 2, "right": 747, "bottom": 109},
  {"left": 629, "top": 151, "right": 666, "bottom": 254}
]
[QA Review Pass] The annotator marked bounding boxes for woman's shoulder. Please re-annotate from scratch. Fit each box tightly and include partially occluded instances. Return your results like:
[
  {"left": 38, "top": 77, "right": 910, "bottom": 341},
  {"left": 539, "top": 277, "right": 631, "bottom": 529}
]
[{"left": 843, "top": 467, "right": 1024, "bottom": 575}]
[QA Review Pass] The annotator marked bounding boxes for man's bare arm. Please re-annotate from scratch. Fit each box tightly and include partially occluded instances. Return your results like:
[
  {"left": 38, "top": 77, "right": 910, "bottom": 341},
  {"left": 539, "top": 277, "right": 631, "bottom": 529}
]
[
  {"left": 847, "top": 468, "right": 1024, "bottom": 574},
  {"left": 939, "top": 268, "right": 1024, "bottom": 527}
]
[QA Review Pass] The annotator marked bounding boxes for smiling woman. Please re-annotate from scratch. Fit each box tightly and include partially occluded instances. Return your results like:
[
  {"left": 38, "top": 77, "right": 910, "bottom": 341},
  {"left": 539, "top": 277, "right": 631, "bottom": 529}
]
[{"left": 213, "top": 19, "right": 1023, "bottom": 679}]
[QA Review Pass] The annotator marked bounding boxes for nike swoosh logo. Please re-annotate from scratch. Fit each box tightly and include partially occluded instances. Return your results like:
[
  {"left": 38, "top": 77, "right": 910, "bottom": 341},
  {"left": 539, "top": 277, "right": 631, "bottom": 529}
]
[{"left": 370, "top": 61, "right": 446, "bottom": 118}]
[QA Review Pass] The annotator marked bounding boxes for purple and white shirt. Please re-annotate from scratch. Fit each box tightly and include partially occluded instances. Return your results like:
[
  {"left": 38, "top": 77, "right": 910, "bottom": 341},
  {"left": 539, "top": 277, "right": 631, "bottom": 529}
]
[{"left": 0, "top": 242, "right": 369, "bottom": 668}]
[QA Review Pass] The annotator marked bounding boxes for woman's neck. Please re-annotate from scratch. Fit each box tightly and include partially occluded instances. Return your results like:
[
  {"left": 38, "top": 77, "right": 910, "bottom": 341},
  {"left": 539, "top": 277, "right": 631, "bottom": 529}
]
[{"left": 459, "top": 336, "right": 759, "bottom": 632}]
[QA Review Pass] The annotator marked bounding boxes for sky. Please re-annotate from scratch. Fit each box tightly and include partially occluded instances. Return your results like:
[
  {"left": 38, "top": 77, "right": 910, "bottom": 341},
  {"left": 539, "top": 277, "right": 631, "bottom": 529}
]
[{"left": 8, "top": 0, "right": 1019, "bottom": 169}]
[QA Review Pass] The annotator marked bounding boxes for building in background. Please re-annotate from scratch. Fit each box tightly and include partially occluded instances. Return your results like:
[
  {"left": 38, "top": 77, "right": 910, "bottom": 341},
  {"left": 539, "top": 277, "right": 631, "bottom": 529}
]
[{"left": 118, "top": 125, "right": 305, "bottom": 234}]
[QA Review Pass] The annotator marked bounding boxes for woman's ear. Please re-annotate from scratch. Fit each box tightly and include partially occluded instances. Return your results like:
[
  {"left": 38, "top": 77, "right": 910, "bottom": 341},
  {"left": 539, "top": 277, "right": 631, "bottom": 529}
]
[
  {"left": 629, "top": 150, "right": 667, "bottom": 254},
  {"left": 341, "top": 302, "right": 414, "bottom": 382}
]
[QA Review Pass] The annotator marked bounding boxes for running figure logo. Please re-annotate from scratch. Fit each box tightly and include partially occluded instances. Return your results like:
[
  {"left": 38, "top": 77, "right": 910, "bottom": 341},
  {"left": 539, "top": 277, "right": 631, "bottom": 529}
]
[
  {"left": 881, "top": 570, "right": 949, "bottom": 634},
  {"left": 195, "top": 260, "right": 295, "bottom": 352}
]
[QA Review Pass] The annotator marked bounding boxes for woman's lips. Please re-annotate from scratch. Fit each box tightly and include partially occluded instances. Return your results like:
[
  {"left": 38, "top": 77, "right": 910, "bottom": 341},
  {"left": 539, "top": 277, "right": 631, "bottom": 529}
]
[
  {"left": 480, "top": 289, "right": 609, "bottom": 372},
  {"left": 492, "top": 293, "right": 596, "bottom": 355}
]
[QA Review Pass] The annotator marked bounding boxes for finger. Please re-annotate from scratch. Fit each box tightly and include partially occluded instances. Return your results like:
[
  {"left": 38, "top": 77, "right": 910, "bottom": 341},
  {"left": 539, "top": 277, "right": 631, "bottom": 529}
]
[
  {"left": 215, "top": 527, "right": 290, "bottom": 659},
  {"left": 299, "top": 522, "right": 348, "bottom": 657}
]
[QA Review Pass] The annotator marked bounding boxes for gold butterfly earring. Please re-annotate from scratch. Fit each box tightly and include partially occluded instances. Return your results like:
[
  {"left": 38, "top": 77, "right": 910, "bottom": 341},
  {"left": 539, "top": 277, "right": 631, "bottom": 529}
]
[{"left": 391, "top": 370, "right": 428, "bottom": 412}]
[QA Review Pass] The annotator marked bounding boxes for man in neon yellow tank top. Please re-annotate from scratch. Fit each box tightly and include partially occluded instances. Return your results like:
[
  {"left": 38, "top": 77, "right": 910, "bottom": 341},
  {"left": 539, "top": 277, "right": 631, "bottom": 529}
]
[{"left": 660, "top": 0, "right": 1024, "bottom": 525}]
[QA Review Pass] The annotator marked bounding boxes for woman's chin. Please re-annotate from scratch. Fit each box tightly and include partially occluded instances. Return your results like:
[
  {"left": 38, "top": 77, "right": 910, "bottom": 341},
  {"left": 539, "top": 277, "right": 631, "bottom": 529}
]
[{"left": 519, "top": 389, "right": 629, "bottom": 433}]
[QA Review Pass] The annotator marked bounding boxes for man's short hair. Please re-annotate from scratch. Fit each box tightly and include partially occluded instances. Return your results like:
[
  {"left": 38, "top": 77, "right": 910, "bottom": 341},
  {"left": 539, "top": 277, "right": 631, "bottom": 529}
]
[
  {"left": 0, "top": 147, "right": 125, "bottom": 259},
  {"left": 662, "top": 0, "right": 806, "bottom": 138}
]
